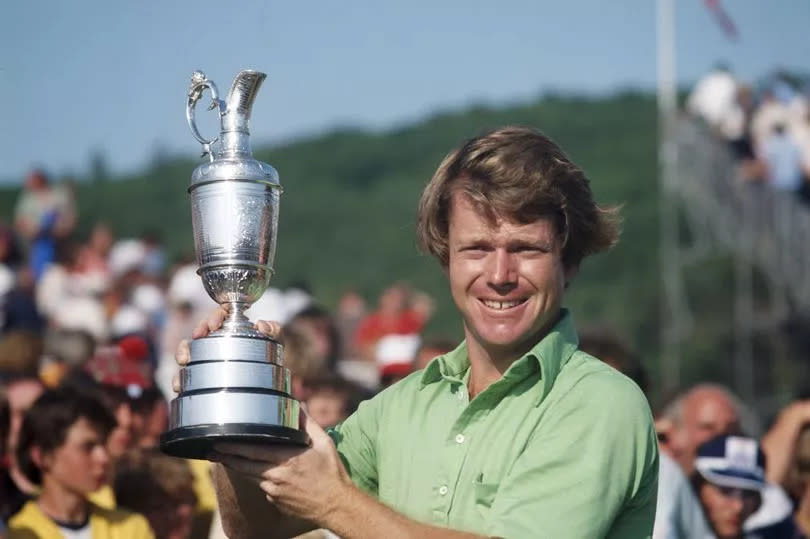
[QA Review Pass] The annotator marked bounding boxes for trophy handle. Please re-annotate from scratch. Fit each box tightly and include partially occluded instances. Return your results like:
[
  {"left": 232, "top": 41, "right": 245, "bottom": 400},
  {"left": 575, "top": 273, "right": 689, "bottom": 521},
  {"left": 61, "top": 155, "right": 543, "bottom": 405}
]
[{"left": 186, "top": 70, "right": 226, "bottom": 160}]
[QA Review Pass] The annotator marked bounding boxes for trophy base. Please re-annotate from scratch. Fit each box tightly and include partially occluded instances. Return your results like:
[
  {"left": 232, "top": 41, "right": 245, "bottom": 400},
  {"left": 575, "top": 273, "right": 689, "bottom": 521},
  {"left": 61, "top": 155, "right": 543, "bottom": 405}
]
[
  {"left": 161, "top": 334, "right": 309, "bottom": 460},
  {"left": 160, "top": 423, "right": 310, "bottom": 460}
]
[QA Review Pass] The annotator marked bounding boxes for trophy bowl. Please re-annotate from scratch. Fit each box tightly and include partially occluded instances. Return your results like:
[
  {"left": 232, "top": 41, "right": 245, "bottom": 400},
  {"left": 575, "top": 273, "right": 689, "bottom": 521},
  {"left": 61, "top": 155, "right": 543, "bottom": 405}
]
[{"left": 160, "top": 70, "right": 310, "bottom": 459}]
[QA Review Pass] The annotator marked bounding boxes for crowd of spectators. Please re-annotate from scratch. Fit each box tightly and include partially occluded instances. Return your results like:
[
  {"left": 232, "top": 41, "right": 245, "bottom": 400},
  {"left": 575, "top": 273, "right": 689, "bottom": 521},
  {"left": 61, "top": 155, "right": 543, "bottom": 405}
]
[
  {"left": 580, "top": 330, "right": 810, "bottom": 538},
  {"left": 0, "top": 169, "right": 451, "bottom": 538},
  {"left": 686, "top": 65, "right": 810, "bottom": 203},
  {"left": 4, "top": 157, "right": 810, "bottom": 538}
]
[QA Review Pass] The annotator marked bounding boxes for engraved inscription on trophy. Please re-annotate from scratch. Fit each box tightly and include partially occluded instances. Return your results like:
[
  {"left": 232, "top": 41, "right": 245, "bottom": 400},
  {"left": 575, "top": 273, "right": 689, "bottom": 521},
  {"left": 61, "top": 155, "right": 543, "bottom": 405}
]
[{"left": 160, "top": 70, "right": 309, "bottom": 459}]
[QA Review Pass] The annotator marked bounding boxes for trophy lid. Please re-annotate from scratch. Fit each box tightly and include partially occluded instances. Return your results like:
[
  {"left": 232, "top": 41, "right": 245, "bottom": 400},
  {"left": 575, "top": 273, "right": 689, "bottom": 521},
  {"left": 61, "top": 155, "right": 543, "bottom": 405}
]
[{"left": 186, "top": 70, "right": 281, "bottom": 191}]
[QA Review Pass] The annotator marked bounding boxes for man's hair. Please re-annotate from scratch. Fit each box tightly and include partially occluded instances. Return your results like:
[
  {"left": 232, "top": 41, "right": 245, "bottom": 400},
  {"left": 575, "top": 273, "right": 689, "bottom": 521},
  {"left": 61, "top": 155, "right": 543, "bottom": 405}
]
[
  {"left": 662, "top": 383, "right": 762, "bottom": 438},
  {"left": 114, "top": 448, "right": 196, "bottom": 510},
  {"left": 416, "top": 126, "right": 621, "bottom": 269},
  {"left": 306, "top": 376, "right": 371, "bottom": 417},
  {"left": 15, "top": 388, "right": 116, "bottom": 485},
  {"left": 113, "top": 448, "right": 196, "bottom": 539}
]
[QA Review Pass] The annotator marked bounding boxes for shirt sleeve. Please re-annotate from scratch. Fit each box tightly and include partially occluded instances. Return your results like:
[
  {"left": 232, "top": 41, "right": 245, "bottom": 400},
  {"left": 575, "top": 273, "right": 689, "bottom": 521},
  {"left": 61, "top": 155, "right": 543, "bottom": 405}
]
[
  {"left": 485, "top": 371, "right": 659, "bottom": 539},
  {"left": 328, "top": 392, "right": 383, "bottom": 496}
]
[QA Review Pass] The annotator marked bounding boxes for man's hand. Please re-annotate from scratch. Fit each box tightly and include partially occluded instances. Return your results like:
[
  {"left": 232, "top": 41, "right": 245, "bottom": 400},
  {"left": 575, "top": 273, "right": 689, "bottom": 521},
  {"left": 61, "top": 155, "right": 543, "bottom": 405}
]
[
  {"left": 172, "top": 307, "right": 283, "bottom": 392},
  {"left": 211, "top": 411, "right": 352, "bottom": 527}
]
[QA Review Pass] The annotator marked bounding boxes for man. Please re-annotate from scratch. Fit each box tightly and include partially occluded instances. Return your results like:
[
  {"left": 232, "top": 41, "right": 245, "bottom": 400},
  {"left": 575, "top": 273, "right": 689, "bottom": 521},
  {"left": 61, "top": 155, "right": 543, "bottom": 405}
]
[
  {"left": 660, "top": 384, "right": 746, "bottom": 475},
  {"left": 662, "top": 384, "right": 796, "bottom": 537},
  {"left": 177, "top": 126, "right": 659, "bottom": 537},
  {"left": 9, "top": 388, "right": 153, "bottom": 538},
  {"left": 691, "top": 434, "right": 797, "bottom": 539}
]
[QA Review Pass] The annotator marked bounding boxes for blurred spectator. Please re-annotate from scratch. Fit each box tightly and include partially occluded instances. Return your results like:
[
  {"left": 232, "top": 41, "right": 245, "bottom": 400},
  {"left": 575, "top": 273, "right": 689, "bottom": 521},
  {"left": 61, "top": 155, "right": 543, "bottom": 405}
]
[
  {"left": 282, "top": 308, "right": 341, "bottom": 400},
  {"left": 659, "top": 384, "right": 747, "bottom": 474},
  {"left": 687, "top": 64, "right": 739, "bottom": 134},
  {"left": 692, "top": 434, "right": 799, "bottom": 539},
  {"left": 411, "top": 336, "right": 457, "bottom": 372},
  {"left": 1, "top": 375, "right": 44, "bottom": 523},
  {"left": 113, "top": 448, "right": 196, "bottom": 539},
  {"left": 108, "top": 239, "right": 147, "bottom": 281},
  {"left": 248, "top": 284, "right": 314, "bottom": 326},
  {"left": 9, "top": 388, "right": 153, "bottom": 538},
  {"left": 129, "top": 387, "right": 168, "bottom": 450},
  {"left": 353, "top": 283, "right": 426, "bottom": 362},
  {"left": 761, "top": 400, "right": 810, "bottom": 535},
  {"left": 304, "top": 377, "right": 368, "bottom": 429},
  {"left": 1, "top": 268, "right": 44, "bottom": 334},
  {"left": 139, "top": 230, "right": 167, "bottom": 278},
  {"left": 335, "top": 289, "right": 367, "bottom": 360},
  {"left": 661, "top": 385, "right": 795, "bottom": 537},
  {"left": 376, "top": 333, "right": 421, "bottom": 388},
  {"left": 75, "top": 222, "right": 115, "bottom": 294},
  {"left": 762, "top": 123, "right": 804, "bottom": 192},
  {"left": 13, "top": 169, "right": 77, "bottom": 281}
]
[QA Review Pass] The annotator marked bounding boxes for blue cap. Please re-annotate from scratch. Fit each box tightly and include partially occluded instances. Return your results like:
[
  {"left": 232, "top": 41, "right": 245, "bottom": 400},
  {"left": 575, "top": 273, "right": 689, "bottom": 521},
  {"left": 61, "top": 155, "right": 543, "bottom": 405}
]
[{"left": 695, "top": 435, "right": 766, "bottom": 492}]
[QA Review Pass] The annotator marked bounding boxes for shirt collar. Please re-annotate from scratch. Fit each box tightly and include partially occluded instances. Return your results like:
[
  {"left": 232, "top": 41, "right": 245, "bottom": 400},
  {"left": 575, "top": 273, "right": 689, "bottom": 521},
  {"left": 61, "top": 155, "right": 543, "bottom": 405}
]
[{"left": 419, "top": 309, "right": 580, "bottom": 405}]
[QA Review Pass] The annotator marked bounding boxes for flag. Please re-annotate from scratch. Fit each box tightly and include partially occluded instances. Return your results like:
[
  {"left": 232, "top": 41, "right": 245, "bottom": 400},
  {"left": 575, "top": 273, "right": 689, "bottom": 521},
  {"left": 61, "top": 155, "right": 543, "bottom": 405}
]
[{"left": 704, "top": 0, "right": 738, "bottom": 40}]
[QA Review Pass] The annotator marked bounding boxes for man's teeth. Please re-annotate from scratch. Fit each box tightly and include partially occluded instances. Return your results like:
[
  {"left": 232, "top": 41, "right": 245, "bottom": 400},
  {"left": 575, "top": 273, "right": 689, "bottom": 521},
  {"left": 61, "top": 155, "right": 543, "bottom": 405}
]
[{"left": 482, "top": 299, "right": 524, "bottom": 310}]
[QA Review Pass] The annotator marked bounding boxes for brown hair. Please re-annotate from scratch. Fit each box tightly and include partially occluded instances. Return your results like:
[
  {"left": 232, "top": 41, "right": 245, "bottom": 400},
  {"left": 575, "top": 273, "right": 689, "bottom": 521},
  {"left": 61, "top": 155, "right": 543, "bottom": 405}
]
[
  {"left": 416, "top": 126, "right": 620, "bottom": 269},
  {"left": 113, "top": 448, "right": 196, "bottom": 509}
]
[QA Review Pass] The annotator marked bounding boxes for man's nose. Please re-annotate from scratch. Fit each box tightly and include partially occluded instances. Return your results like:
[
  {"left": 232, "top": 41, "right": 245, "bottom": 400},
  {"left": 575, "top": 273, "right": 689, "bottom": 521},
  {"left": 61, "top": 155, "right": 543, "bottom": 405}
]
[{"left": 487, "top": 249, "right": 517, "bottom": 289}]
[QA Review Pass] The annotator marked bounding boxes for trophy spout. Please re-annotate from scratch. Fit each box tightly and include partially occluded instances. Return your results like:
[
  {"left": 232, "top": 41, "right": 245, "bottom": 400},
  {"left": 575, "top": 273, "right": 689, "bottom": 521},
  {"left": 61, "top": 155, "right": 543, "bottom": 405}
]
[{"left": 219, "top": 70, "right": 267, "bottom": 157}]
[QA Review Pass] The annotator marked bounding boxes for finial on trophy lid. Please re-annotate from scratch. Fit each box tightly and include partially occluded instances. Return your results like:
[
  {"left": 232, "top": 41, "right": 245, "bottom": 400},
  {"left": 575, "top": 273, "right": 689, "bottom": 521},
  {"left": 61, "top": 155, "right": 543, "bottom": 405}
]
[{"left": 161, "top": 69, "right": 307, "bottom": 460}]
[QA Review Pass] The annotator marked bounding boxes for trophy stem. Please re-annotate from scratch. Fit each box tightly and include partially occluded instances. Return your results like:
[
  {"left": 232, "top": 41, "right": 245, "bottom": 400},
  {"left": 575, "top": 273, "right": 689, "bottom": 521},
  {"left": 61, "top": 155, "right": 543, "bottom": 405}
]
[{"left": 222, "top": 302, "right": 254, "bottom": 333}]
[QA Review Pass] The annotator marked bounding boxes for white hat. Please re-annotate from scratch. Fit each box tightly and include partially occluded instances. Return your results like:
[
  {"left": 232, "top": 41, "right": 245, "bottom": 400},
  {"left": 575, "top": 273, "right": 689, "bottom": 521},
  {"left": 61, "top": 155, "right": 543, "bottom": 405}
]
[
  {"left": 108, "top": 239, "right": 147, "bottom": 277},
  {"left": 132, "top": 283, "right": 165, "bottom": 316},
  {"left": 376, "top": 334, "right": 421, "bottom": 377},
  {"left": 167, "top": 264, "right": 211, "bottom": 311},
  {"left": 111, "top": 304, "right": 148, "bottom": 337},
  {"left": 54, "top": 296, "right": 109, "bottom": 343}
]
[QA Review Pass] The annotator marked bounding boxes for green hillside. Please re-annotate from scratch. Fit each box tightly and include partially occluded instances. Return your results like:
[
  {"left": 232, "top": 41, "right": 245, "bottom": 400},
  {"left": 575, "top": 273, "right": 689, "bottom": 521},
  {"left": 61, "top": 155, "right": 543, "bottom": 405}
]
[{"left": 1, "top": 92, "right": 675, "bottom": 393}]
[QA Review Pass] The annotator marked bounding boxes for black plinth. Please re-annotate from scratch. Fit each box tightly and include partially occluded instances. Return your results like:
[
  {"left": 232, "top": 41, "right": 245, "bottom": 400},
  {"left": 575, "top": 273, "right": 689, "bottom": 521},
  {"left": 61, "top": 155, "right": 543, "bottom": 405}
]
[{"left": 160, "top": 423, "right": 311, "bottom": 460}]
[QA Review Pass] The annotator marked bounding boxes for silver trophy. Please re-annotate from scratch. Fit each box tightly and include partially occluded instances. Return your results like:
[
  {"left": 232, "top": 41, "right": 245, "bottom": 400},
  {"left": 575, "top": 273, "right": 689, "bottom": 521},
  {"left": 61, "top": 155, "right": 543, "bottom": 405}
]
[{"left": 160, "top": 70, "right": 309, "bottom": 459}]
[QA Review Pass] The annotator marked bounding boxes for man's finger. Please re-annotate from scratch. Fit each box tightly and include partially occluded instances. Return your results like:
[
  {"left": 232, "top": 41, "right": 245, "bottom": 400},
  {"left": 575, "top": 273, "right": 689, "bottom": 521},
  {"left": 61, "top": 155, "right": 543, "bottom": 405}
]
[
  {"left": 214, "top": 442, "right": 304, "bottom": 463},
  {"left": 255, "top": 320, "right": 282, "bottom": 340},
  {"left": 191, "top": 319, "right": 210, "bottom": 339},
  {"left": 216, "top": 454, "right": 271, "bottom": 482},
  {"left": 207, "top": 307, "right": 228, "bottom": 333},
  {"left": 301, "top": 407, "right": 331, "bottom": 448},
  {"left": 176, "top": 339, "right": 191, "bottom": 366},
  {"left": 172, "top": 374, "right": 181, "bottom": 394}
]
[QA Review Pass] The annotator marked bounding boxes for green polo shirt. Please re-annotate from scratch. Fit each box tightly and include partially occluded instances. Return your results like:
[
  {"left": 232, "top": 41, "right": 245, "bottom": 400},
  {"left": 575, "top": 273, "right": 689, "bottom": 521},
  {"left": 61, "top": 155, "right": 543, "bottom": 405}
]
[{"left": 330, "top": 310, "right": 658, "bottom": 538}]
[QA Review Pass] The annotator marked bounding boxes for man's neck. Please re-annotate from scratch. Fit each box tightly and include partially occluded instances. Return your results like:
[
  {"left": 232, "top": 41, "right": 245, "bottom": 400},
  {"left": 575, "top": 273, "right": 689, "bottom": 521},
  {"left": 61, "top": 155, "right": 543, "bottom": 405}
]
[
  {"left": 465, "top": 336, "right": 534, "bottom": 399},
  {"left": 464, "top": 313, "right": 560, "bottom": 399},
  {"left": 38, "top": 479, "right": 89, "bottom": 525}
]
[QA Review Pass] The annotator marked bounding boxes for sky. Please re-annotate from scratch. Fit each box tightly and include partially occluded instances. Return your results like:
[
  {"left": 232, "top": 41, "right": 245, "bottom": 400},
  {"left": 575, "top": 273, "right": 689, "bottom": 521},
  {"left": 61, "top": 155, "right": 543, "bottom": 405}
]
[{"left": 2, "top": 0, "right": 808, "bottom": 184}]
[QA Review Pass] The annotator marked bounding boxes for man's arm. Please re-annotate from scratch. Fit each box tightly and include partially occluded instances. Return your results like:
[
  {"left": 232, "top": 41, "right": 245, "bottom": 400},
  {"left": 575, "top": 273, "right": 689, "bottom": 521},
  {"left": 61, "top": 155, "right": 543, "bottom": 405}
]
[
  {"left": 761, "top": 400, "right": 810, "bottom": 485},
  {"left": 212, "top": 463, "right": 315, "bottom": 539},
  {"left": 215, "top": 414, "right": 491, "bottom": 539}
]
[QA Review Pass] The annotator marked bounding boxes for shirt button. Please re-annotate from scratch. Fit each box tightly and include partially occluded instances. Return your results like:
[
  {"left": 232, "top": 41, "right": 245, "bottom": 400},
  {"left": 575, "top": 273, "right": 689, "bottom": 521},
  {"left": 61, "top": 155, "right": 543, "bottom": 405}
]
[
  {"left": 457, "top": 391, "right": 465, "bottom": 400},
  {"left": 455, "top": 434, "right": 465, "bottom": 444},
  {"left": 439, "top": 485, "right": 449, "bottom": 496}
]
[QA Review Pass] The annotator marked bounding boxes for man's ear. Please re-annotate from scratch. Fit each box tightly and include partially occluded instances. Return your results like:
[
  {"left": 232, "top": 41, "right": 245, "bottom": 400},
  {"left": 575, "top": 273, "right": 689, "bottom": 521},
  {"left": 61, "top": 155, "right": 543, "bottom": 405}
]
[{"left": 30, "top": 445, "right": 50, "bottom": 472}]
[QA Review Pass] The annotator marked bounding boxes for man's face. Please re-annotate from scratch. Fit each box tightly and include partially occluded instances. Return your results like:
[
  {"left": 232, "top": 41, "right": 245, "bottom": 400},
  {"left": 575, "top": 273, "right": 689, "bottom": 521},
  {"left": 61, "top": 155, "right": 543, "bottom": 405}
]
[
  {"left": 447, "top": 194, "right": 571, "bottom": 361},
  {"left": 40, "top": 417, "right": 110, "bottom": 495},
  {"left": 107, "top": 402, "right": 135, "bottom": 459},
  {"left": 698, "top": 483, "right": 760, "bottom": 538},
  {"left": 306, "top": 392, "right": 347, "bottom": 428},
  {"left": 674, "top": 390, "right": 740, "bottom": 473},
  {"left": 7, "top": 379, "right": 44, "bottom": 452}
]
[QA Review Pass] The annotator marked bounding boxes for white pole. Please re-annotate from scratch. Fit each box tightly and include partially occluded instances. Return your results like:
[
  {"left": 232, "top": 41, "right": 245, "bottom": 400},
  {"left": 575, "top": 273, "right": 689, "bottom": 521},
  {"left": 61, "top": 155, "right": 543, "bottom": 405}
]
[{"left": 657, "top": 0, "right": 681, "bottom": 393}]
